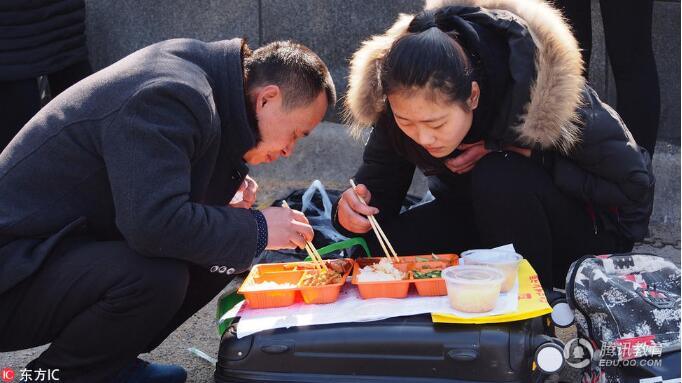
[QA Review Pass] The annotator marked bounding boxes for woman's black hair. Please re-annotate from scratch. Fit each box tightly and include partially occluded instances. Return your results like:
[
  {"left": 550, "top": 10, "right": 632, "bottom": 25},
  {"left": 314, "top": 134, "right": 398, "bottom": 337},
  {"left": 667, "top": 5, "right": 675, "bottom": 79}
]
[
  {"left": 380, "top": 9, "right": 475, "bottom": 108},
  {"left": 378, "top": 8, "right": 480, "bottom": 174}
]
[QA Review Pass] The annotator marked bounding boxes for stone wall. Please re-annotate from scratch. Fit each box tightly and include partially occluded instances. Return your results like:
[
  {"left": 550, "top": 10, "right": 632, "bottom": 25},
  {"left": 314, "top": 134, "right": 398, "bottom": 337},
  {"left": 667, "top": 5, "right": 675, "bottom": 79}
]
[{"left": 84, "top": 0, "right": 680, "bottom": 141}]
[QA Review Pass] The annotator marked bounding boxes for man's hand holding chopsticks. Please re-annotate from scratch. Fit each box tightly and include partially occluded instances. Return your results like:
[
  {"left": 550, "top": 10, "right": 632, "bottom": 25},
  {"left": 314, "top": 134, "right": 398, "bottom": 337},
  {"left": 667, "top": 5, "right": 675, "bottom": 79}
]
[
  {"left": 337, "top": 183, "right": 380, "bottom": 234},
  {"left": 261, "top": 206, "right": 315, "bottom": 250}
]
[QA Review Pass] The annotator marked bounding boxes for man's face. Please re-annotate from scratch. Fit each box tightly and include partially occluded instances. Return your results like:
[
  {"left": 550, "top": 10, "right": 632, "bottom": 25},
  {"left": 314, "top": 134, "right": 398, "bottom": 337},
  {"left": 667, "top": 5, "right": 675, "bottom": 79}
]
[{"left": 243, "top": 85, "right": 328, "bottom": 165}]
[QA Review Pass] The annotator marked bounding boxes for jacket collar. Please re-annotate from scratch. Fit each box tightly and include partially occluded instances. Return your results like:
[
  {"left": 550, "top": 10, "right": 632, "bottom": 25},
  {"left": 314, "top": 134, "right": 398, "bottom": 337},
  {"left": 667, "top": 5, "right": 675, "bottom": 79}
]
[
  {"left": 201, "top": 39, "right": 256, "bottom": 204},
  {"left": 205, "top": 38, "right": 257, "bottom": 159}
]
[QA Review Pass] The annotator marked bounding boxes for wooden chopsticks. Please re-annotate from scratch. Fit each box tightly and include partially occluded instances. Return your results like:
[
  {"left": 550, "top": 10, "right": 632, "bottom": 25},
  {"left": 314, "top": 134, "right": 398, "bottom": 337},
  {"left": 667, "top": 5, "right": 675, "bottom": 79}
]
[
  {"left": 349, "top": 179, "right": 400, "bottom": 262},
  {"left": 281, "top": 201, "right": 328, "bottom": 271}
]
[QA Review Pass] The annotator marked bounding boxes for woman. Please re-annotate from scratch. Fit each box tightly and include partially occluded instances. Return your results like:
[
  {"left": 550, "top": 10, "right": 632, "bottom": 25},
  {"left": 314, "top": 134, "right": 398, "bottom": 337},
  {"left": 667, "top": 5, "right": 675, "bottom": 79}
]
[{"left": 332, "top": 0, "right": 654, "bottom": 288}]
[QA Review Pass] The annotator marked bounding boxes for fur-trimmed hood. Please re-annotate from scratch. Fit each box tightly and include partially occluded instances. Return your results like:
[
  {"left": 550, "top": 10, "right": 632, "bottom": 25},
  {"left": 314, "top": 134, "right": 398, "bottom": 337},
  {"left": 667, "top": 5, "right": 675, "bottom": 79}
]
[{"left": 344, "top": 0, "right": 585, "bottom": 152}]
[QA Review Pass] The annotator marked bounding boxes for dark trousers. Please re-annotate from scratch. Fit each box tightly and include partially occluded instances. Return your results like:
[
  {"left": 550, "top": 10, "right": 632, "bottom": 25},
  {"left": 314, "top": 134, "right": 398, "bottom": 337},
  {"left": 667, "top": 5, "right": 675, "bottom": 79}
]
[
  {"left": 555, "top": 0, "right": 660, "bottom": 155},
  {"left": 0, "top": 60, "right": 92, "bottom": 152},
  {"left": 368, "top": 152, "right": 632, "bottom": 289},
  {"left": 0, "top": 237, "right": 233, "bottom": 383}
]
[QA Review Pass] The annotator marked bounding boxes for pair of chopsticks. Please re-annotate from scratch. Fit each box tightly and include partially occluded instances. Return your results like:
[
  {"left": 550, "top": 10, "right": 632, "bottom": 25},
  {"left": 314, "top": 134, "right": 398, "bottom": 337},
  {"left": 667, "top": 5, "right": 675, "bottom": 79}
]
[
  {"left": 281, "top": 201, "right": 328, "bottom": 271},
  {"left": 349, "top": 179, "right": 400, "bottom": 262}
]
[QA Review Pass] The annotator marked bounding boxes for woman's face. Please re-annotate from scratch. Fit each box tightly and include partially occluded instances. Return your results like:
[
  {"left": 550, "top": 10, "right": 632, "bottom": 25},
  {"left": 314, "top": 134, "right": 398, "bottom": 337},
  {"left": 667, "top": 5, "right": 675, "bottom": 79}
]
[{"left": 387, "top": 83, "right": 479, "bottom": 158}]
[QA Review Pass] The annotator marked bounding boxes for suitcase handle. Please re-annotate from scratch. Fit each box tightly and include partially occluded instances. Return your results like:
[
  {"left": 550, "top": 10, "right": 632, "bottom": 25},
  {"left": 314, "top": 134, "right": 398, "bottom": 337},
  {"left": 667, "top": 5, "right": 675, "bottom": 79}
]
[
  {"left": 446, "top": 348, "right": 478, "bottom": 361},
  {"left": 261, "top": 344, "right": 291, "bottom": 354}
]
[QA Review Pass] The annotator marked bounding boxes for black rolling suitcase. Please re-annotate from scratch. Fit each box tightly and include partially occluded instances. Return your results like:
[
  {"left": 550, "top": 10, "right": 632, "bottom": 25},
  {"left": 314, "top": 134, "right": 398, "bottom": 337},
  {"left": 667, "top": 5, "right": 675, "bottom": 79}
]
[{"left": 215, "top": 314, "right": 565, "bottom": 383}]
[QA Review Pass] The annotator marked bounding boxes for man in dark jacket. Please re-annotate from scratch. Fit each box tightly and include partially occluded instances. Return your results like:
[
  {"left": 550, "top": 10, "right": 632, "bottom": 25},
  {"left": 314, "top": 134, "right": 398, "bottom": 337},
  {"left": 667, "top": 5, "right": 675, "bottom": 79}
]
[{"left": 0, "top": 38, "right": 335, "bottom": 383}]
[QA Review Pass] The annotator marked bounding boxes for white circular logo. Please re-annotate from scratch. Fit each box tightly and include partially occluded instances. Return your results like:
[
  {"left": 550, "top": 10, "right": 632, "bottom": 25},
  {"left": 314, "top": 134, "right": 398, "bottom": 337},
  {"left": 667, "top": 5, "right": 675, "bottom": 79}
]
[{"left": 563, "top": 338, "right": 594, "bottom": 369}]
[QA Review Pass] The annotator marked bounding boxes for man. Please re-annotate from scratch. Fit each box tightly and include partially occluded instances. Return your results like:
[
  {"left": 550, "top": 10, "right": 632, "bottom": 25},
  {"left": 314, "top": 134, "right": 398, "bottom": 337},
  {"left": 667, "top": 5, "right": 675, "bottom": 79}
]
[{"left": 0, "top": 38, "right": 336, "bottom": 383}]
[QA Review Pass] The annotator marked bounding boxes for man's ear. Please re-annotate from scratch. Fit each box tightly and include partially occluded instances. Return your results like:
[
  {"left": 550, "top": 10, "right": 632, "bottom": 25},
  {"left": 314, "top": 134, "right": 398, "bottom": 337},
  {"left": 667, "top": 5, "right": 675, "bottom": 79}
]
[
  {"left": 254, "top": 85, "right": 281, "bottom": 113},
  {"left": 468, "top": 81, "right": 480, "bottom": 110}
]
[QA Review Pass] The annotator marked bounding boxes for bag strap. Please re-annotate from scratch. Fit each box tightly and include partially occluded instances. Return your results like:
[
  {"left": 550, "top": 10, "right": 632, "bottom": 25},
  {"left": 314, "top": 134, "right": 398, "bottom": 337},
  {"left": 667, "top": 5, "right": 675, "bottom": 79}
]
[{"left": 304, "top": 237, "right": 371, "bottom": 260}]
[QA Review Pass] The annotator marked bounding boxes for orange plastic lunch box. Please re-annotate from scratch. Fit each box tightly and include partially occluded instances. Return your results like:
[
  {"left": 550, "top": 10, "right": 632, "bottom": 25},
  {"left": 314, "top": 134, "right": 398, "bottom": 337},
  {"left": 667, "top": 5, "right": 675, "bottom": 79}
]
[
  {"left": 238, "top": 259, "right": 354, "bottom": 308},
  {"left": 352, "top": 254, "right": 458, "bottom": 298}
]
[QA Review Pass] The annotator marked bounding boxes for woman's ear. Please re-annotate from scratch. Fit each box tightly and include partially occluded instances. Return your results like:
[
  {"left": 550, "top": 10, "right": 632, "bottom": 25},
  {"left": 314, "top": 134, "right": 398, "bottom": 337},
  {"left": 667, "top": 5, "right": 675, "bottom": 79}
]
[{"left": 468, "top": 81, "right": 480, "bottom": 110}]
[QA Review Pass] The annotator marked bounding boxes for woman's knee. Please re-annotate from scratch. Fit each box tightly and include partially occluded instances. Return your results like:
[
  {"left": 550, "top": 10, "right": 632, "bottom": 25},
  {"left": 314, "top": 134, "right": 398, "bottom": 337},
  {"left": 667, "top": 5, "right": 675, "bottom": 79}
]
[{"left": 471, "top": 151, "right": 550, "bottom": 197}]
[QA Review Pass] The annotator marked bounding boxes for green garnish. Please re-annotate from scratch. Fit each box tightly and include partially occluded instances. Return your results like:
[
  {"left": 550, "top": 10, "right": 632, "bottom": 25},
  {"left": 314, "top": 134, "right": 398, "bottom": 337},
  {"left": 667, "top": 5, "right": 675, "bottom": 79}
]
[{"left": 413, "top": 270, "right": 442, "bottom": 279}]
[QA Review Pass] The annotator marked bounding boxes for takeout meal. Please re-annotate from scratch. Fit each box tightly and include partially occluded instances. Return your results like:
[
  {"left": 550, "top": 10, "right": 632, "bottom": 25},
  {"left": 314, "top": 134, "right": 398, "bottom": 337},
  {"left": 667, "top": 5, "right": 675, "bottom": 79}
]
[
  {"left": 239, "top": 247, "right": 522, "bottom": 312},
  {"left": 442, "top": 265, "right": 505, "bottom": 313},
  {"left": 286, "top": 259, "right": 353, "bottom": 274},
  {"left": 357, "top": 258, "right": 407, "bottom": 282},
  {"left": 460, "top": 250, "right": 522, "bottom": 293},
  {"left": 298, "top": 259, "right": 353, "bottom": 287},
  {"left": 300, "top": 268, "right": 344, "bottom": 286},
  {"left": 352, "top": 255, "right": 455, "bottom": 298},
  {"left": 239, "top": 260, "right": 354, "bottom": 308}
]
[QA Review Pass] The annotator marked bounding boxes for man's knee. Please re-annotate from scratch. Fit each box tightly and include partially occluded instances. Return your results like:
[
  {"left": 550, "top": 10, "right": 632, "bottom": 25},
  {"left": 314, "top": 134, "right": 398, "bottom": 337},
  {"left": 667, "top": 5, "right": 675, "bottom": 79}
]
[
  {"left": 88, "top": 242, "right": 190, "bottom": 313},
  {"left": 131, "top": 257, "right": 190, "bottom": 309}
]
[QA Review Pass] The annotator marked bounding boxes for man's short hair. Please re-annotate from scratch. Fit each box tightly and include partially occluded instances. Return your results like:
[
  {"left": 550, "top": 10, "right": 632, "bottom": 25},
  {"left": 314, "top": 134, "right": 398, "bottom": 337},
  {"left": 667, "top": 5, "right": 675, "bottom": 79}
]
[{"left": 243, "top": 41, "right": 336, "bottom": 110}]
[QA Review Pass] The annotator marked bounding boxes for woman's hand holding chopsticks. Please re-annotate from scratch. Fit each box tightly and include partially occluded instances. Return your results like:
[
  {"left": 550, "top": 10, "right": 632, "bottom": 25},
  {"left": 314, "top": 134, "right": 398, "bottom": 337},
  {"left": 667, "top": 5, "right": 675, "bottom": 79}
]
[
  {"left": 347, "top": 180, "right": 399, "bottom": 262},
  {"left": 337, "top": 183, "right": 380, "bottom": 233}
]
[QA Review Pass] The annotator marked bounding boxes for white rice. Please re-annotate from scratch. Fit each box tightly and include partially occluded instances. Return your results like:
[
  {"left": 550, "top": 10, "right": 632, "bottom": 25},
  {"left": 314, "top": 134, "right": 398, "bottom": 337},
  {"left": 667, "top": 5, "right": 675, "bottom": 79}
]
[
  {"left": 245, "top": 281, "right": 297, "bottom": 291},
  {"left": 357, "top": 258, "right": 405, "bottom": 282}
]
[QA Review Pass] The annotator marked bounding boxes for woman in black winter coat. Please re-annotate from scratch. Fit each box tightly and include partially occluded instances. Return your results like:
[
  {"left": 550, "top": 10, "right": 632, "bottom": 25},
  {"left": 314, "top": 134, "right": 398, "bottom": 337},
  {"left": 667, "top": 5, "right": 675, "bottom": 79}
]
[{"left": 333, "top": 0, "right": 654, "bottom": 288}]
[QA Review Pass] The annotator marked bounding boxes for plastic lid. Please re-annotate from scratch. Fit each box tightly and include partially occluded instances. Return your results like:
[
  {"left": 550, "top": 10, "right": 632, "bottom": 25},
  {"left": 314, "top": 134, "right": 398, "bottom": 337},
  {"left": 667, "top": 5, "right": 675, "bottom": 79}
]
[
  {"left": 441, "top": 265, "right": 505, "bottom": 285},
  {"left": 460, "top": 249, "right": 523, "bottom": 265}
]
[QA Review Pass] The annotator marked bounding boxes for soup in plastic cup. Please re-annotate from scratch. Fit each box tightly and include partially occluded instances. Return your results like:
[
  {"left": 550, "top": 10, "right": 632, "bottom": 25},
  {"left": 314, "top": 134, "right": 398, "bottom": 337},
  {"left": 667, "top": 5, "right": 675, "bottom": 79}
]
[
  {"left": 441, "top": 265, "right": 505, "bottom": 313},
  {"left": 460, "top": 250, "right": 522, "bottom": 292}
]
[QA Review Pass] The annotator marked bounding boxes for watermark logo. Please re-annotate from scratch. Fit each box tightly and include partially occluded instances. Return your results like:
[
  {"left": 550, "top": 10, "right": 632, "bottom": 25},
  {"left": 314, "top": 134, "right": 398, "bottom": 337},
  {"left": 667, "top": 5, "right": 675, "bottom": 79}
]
[
  {"left": 563, "top": 337, "right": 594, "bottom": 369},
  {"left": 1, "top": 368, "right": 15, "bottom": 382},
  {"left": 0, "top": 368, "right": 60, "bottom": 382},
  {"left": 598, "top": 337, "right": 663, "bottom": 368}
]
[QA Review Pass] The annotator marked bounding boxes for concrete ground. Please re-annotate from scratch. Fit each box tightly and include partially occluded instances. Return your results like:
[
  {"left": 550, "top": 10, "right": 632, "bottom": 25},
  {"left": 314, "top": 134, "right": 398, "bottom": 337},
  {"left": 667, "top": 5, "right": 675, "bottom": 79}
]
[{"left": 1, "top": 123, "right": 679, "bottom": 382}]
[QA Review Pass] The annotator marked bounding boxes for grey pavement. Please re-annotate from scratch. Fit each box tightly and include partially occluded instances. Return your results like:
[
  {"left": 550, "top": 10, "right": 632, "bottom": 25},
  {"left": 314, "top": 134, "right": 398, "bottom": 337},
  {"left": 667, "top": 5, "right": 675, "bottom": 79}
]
[{"left": 2, "top": 122, "right": 678, "bottom": 382}]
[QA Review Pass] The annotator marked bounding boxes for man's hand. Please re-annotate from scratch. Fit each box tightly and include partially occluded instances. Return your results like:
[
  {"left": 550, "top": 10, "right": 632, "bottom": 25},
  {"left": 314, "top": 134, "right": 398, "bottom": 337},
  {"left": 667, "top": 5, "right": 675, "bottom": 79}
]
[
  {"left": 444, "top": 140, "right": 491, "bottom": 174},
  {"left": 337, "top": 183, "right": 379, "bottom": 233},
  {"left": 261, "top": 206, "right": 314, "bottom": 250},
  {"left": 229, "top": 175, "right": 258, "bottom": 208}
]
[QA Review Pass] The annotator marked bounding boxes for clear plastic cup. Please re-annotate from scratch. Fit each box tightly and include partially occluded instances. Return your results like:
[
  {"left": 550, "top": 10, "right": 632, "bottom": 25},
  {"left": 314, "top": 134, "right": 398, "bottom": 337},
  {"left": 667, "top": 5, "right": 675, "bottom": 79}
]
[
  {"left": 460, "top": 250, "right": 523, "bottom": 293},
  {"left": 441, "top": 265, "right": 505, "bottom": 313}
]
